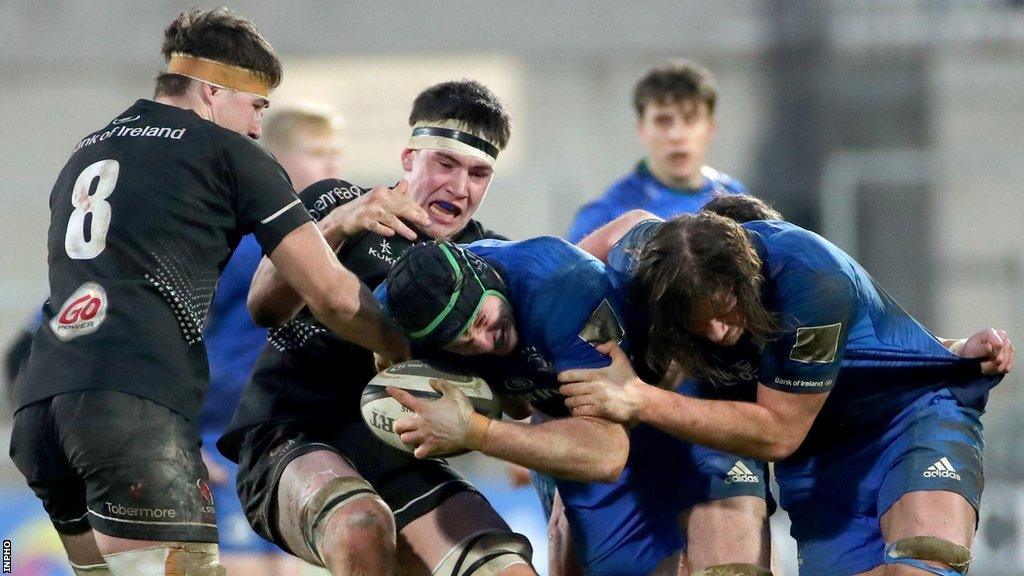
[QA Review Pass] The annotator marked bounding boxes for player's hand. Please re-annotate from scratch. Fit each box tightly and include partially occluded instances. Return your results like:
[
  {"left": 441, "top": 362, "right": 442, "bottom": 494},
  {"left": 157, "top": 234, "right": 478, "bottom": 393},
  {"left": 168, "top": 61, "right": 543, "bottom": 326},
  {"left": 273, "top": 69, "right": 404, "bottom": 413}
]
[
  {"left": 557, "top": 341, "right": 646, "bottom": 424},
  {"left": 958, "top": 328, "right": 1014, "bottom": 375},
  {"left": 200, "top": 448, "right": 230, "bottom": 486},
  {"left": 388, "top": 378, "right": 475, "bottom": 459},
  {"left": 321, "top": 179, "right": 431, "bottom": 242}
]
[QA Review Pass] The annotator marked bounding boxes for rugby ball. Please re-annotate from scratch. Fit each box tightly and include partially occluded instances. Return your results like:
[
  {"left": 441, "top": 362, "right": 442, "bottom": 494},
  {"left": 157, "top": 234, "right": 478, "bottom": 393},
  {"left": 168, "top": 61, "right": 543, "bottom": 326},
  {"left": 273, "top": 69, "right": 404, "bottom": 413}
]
[{"left": 360, "top": 359, "right": 501, "bottom": 456}]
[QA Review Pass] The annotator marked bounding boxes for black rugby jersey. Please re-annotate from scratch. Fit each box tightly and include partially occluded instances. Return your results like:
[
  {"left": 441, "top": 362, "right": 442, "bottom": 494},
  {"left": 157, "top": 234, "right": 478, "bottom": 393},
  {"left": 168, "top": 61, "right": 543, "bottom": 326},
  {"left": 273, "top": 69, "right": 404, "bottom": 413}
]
[
  {"left": 15, "top": 100, "right": 310, "bottom": 420},
  {"left": 218, "top": 178, "right": 505, "bottom": 460}
]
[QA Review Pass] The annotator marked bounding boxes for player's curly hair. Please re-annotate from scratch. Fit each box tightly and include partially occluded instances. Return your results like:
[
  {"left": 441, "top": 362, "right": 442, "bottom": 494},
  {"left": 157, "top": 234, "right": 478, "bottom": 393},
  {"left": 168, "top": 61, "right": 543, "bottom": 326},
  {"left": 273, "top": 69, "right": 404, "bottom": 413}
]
[
  {"left": 633, "top": 212, "right": 777, "bottom": 380},
  {"left": 409, "top": 80, "right": 512, "bottom": 150},
  {"left": 633, "top": 60, "right": 717, "bottom": 117},
  {"left": 701, "top": 193, "right": 783, "bottom": 223},
  {"left": 155, "top": 7, "right": 282, "bottom": 97}
]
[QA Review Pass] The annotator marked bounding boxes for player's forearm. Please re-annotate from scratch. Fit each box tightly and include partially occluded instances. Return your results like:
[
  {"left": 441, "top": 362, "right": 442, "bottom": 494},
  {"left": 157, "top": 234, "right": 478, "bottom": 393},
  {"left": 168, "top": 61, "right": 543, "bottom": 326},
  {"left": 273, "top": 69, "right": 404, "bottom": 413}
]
[
  {"left": 247, "top": 211, "right": 357, "bottom": 327},
  {"left": 307, "top": 277, "right": 410, "bottom": 363},
  {"left": 636, "top": 382, "right": 797, "bottom": 461},
  {"left": 248, "top": 257, "right": 306, "bottom": 326},
  {"left": 479, "top": 416, "right": 628, "bottom": 482}
]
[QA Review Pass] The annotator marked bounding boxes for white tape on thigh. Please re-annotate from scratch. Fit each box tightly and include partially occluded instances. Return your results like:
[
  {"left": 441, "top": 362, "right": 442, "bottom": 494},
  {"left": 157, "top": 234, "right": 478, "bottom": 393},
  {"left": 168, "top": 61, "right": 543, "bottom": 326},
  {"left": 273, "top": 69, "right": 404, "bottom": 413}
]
[
  {"left": 692, "top": 563, "right": 773, "bottom": 576},
  {"left": 432, "top": 530, "right": 533, "bottom": 576},
  {"left": 298, "top": 475, "right": 379, "bottom": 565},
  {"left": 70, "top": 561, "right": 112, "bottom": 575},
  {"left": 104, "top": 543, "right": 225, "bottom": 576}
]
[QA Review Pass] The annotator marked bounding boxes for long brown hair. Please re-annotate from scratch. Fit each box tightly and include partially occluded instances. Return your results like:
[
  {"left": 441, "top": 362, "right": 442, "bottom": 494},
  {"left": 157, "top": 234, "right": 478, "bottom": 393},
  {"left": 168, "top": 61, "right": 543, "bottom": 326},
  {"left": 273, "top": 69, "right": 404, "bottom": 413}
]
[{"left": 633, "top": 212, "right": 776, "bottom": 380}]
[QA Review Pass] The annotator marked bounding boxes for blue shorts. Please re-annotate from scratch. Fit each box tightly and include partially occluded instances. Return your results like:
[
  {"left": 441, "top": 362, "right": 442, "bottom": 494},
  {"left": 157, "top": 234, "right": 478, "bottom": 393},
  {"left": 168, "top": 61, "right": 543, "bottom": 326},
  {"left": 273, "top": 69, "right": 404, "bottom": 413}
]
[
  {"left": 557, "top": 423, "right": 768, "bottom": 576},
  {"left": 202, "top": 433, "right": 282, "bottom": 554},
  {"left": 776, "top": 388, "right": 984, "bottom": 575}
]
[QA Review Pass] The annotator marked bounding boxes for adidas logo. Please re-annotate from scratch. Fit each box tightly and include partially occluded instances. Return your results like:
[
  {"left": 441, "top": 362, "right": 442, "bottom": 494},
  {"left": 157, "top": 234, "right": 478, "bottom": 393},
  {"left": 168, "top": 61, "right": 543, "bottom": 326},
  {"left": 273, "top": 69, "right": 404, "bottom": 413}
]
[
  {"left": 726, "top": 460, "right": 760, "bottom": 484},
  {"left": 923, "top": 457, "right": 962, "bottom": 481}
]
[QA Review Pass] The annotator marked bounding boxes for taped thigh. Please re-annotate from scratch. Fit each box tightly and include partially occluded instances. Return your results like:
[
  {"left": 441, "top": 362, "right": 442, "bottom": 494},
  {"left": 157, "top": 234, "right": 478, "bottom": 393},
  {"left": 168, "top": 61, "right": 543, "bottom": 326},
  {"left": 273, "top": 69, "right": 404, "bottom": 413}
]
[
  {"left": 70, "top": 561, "right": 112, "bottom": 576},
  {"left": 692, "top": 563, "right": 772, "bottom": 576},
  {"left": 884, "top": 536, "right": 971, "bottom": 575},
  {"left": 103, "top": 543, "right": 225, "bottom": 576},
  {"left": 432, "top": 530, "right": 533, "bottom": 576},
  {"left": 298, "top": 474, "right": 380, "bottom": 565}
]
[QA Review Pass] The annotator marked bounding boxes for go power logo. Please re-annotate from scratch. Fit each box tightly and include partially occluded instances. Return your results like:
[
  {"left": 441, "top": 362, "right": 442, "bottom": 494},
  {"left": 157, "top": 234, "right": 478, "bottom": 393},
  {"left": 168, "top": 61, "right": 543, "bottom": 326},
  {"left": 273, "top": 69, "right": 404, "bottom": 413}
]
[{"left": 50, "top": 282, "right": 108, "bottom": 341}]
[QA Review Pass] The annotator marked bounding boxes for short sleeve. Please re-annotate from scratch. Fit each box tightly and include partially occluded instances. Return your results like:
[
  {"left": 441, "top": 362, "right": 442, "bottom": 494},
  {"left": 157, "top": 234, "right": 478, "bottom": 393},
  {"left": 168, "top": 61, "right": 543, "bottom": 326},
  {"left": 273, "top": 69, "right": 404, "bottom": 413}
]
[
  {"left": 533, "top": 262, "right": 627, "bottom": 372},
  {"left": 606, "top": 219, "right": 662, "bottom": 278},
  {"left": 759, "top": 270, "right": 856, "bottom": 394},
  {"left": 223, "top": 137, "right": 311, "bottom": 255}
]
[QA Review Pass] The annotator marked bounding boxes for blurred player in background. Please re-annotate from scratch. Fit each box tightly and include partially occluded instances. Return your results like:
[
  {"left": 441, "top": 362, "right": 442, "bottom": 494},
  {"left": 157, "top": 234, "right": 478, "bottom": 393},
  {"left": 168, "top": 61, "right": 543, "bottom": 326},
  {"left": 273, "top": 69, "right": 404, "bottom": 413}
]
[
  {"left": 8, "top": 8, "right": 407, "bottom": 576},
  {"left": 566, "top": 60, "right": 746, "bottom": 243},
  {"left": 219, "top": 80, "right": 538, "bottom": 576},
  {"left": 561, "top": 204, "right": 1014, "bottom": 575},
  {"left": 200, "top": 101, "right": 342, "bottom": 575}
]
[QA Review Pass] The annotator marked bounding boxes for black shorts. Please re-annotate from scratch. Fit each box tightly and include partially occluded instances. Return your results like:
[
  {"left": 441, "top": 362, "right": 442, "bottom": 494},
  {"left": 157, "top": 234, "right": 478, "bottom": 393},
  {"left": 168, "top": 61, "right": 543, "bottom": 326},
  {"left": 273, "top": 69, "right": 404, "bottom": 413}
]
[
  {"left": 235, "top": 418, "right": 477, "bottom": 554},
  {"left": 9, "top": 390, "right": 217, "bottom": 542}
]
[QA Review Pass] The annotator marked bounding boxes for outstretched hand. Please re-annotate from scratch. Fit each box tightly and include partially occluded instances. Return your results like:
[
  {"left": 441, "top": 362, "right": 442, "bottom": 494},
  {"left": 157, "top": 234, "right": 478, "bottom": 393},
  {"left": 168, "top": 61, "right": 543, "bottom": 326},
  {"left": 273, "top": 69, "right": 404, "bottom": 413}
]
[
  {"left": 322, "top": 179, "right": 431, "bottom": 241},
  {"left": 557, "top": 341, "right": 646, "bottom": 424},
  {"left": 957, "top": 328, "right": 1014, "bottom": 375},
  {"left": 387, "top": 378, "right": 474, "bottom": 458}
]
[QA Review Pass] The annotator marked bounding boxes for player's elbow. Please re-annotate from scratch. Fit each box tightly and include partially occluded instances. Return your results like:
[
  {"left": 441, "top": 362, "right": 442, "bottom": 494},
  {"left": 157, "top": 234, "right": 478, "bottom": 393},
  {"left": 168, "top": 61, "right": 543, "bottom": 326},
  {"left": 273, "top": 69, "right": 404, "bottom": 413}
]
[
  {"left": 762, "top": 435, "right": 802, "bottom": 462},
  {"left": 590, "top": 427, "right": 629, "bottom": 482},
  {"left": 306, "top": 277, "right": 361, "bottom": 327},
  {"left": 596, "top": 451, "right": 628, "bottom": 483},
  {"left": 247, "top": 289, "right": 289, "bottom": 327}
]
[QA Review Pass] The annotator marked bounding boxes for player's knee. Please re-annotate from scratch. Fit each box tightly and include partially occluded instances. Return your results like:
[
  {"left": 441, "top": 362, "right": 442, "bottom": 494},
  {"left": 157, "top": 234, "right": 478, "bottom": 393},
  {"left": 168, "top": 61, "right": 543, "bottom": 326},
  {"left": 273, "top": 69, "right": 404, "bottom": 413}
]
[
  {"left": 70, "top": 561, "right": 112, "bottom": 576},
  {"left": 298, "top": 474, "right": 394, "bottom": 565},
  {"left": 691, "top": 563, "right": 772, "bottom": 576},
  {"left": 884, "top": 536, "right": 971, "bottom": 575},
  {"left": 433, "top": 531, "right": 534, "bottom": 576},
  {"left": 320, "top": 496, "right": 396, "bottom": 559},
  {"left": 103, "top": 543, "right": 225, "bottom": 576}
]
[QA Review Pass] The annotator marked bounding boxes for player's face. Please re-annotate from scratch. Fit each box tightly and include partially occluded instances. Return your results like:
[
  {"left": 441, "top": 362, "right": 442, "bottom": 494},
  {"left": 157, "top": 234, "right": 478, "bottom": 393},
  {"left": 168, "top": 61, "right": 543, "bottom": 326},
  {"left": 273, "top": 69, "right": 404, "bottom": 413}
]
[
  {"left": 637, "top": 98, "right": 716, "bottom": 189},
  {"left": 275, "top": 128, "right": 343, "bottom": 192},
  {"left": 444, "top": 295, "right": 518, "bottom": 356},
  {"left": 209, "top": 88, "right": 268, "bottom": 140},
  {"left": 689, "top": 293, "right": 744, "bottom": 347},
  {"left": 402, "top": 149, "right": 494, "bottom": 239}
]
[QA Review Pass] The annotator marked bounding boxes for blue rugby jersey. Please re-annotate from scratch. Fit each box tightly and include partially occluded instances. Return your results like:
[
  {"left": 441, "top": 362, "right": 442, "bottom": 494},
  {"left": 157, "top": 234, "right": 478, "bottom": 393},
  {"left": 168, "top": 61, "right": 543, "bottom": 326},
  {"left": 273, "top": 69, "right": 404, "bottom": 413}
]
[
  {"left": 608, "top": 219, "right": 1000, "bottom": 444},
  {"left": 566, "top": 162, "right": 746, "bottom": 243},
  {"left": 379, "top": 237, "right": 630, "bottom": 417}
]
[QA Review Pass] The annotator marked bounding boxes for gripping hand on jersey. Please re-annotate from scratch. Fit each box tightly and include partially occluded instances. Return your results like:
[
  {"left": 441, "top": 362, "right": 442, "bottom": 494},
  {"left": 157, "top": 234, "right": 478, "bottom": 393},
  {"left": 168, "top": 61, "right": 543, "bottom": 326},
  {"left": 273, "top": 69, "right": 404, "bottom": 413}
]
[
  {"left": 954, "top": 328, "right": 1015, "bottom": 375},
  {"left": 388, "top": 379, "right": 474, "bottom": 458},
  {"left": 558, "top": 341, "right": 646, "bottom": 424},
  {"left": 320, "top": 179, "right": 431, "bottom": 243}
]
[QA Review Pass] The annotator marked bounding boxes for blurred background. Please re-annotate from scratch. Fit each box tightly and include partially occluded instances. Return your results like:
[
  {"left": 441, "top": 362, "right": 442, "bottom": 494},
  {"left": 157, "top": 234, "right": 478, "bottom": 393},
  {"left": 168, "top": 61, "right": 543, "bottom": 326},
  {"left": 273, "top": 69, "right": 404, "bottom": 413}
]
[{"left": 1, "top": 1, "right": 1022, "bottom": 574}]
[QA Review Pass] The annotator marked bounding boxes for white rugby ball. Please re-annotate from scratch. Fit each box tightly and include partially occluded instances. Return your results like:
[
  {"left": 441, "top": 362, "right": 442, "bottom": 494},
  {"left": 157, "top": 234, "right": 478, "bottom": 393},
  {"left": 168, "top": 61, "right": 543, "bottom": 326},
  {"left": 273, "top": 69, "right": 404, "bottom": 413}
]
[{"left": 360, "top": 359, "right": 501, "bottom": 456}]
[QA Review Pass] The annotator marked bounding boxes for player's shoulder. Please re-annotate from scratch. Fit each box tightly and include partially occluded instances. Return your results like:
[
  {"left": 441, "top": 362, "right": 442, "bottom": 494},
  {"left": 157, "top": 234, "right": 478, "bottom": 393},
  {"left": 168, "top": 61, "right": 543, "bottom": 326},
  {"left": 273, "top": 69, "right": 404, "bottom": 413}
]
[
  {"left": 299, "top": 178, "right": 370, "bottom": 221},
  {"left": 468, "top": 236, "right": 597, "bottom": 281},
  {"left": 702, "top": 165, "right": 748, "bottom": 194},
  {"left": 744, "top": 221, "right": 855, "bottom": 285},
  {"left": 604, "top": 165, "right": 650, "bottom": 200}
]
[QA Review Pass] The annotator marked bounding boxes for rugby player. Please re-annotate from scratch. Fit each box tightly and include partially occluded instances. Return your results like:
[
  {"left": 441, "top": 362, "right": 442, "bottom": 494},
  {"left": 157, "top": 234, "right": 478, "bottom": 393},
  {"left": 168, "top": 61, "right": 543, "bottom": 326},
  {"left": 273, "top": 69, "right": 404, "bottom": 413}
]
[
  {"left": 217, "top": 80, "right": 539, "bottom": 575},
  {"left": 566, "top": 60, "right": 747, "bottom": 243},
  {"left": 200, "top": 102, "right": 343, "bottom": 575},
  {"left": 8, "top": 9, "right": 406, "bottom": 576},
  {"left": 560, "top": 204, "right": 1014, "bottom": 575},
  {"left": 377, "top": 239, "right": 692, "bottom": 576}
]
